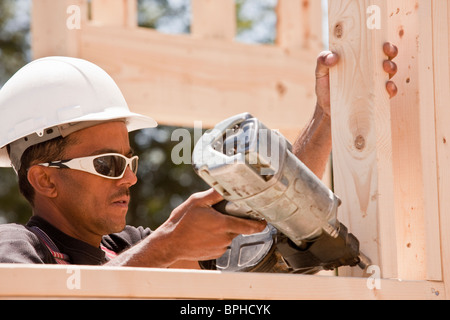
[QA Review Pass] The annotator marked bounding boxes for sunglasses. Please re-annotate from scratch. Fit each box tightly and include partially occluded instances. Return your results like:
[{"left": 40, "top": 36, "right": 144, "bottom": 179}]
[{"left": 38, "top": 153, "right": 139, "bottom": 180}]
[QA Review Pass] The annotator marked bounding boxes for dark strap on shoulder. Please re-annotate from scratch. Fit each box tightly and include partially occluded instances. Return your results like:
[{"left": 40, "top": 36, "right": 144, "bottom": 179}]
[
  {"left": 28, "top": 226, "right": 71, "bottom": 265},
  {"left": 28, "top": 225, "right": 118, "bottom": 264}
]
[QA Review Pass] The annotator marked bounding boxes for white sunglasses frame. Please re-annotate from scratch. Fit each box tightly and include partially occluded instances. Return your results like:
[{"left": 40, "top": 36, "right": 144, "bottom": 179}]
[{"left": 38, "top": 153, "right": 139, "bottom": 180}]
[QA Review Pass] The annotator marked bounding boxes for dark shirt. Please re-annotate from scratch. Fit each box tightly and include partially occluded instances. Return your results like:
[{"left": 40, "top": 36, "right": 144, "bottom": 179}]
[{"left": 0, "top": 216, "right": 152, "bottom": 265}]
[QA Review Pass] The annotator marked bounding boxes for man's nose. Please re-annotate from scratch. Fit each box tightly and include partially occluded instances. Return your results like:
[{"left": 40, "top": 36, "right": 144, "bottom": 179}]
[{"left": 118, "top": 166, "right": 138, "bottom": 187}]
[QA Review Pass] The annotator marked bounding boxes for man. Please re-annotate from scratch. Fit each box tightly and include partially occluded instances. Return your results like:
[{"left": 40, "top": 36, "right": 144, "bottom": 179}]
[{"left": 0, "top": 45, "right": 398, "bottom": 267}]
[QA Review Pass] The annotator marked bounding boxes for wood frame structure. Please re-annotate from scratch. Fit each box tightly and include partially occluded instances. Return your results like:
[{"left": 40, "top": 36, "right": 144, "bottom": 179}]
[
  {"left": 0, "top": 264, "right": 444, "bottom": 300},
  {"left": 328, "top": 0, "right": 450, "bottom": 297},
  {"left": 32, "top": 0, "right": 323, "bottom": 142},
  {"left": 1, "top": 0, "right": 449, "bottom": 300}
]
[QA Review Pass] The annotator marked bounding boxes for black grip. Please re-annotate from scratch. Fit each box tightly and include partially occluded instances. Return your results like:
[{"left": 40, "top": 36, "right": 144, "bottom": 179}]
[{"left": 212, "top": 200, "right": 229, "bottom": 215}]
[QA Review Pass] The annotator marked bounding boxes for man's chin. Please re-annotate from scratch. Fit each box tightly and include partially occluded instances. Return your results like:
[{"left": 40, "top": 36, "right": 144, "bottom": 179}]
[{"left": 105, "top": 209, "right": 128, "bottom": 234}]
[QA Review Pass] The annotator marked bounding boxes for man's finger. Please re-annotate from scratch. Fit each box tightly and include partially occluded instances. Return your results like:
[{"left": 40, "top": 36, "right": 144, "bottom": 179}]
[
  {"left": 202, "top": 188, "right": 225, "bottom": 207},
  {"left": 383, "top": 60, "right": 398, "bottom": 78},
  {"left": 386, "top": 81, "right": 398, "bottom": 98},
  {"left": 383, "top": 42, "right": 398, "bottom": 60},
  {"left": 221, "top": 214, "right": 267, "bottom": 236},
  {"left": 316, "top": 51, "right": 339, "bottom": 78},
  {"left": 192, "top": 188, "right": 224, "bottom": 207}
]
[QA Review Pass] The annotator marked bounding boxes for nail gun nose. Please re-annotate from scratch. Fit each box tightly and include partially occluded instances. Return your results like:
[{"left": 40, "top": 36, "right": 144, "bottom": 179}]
[{"left": 357, "top": 251, "right": 372, "bottom": 270}]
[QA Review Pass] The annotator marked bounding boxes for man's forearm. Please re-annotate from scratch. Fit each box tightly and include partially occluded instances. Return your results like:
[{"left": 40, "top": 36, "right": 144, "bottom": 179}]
[
  {"left": 105, "top": 229, "right": 177, "bottom": 268},
  {"left": 292, "top": 105, "right": 332, "bottom": 179}
]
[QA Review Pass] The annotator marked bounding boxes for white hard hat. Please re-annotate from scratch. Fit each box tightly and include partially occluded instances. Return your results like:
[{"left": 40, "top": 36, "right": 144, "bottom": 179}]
[{"left": 0, "top": 56, "right": 157, "bottom": 171}]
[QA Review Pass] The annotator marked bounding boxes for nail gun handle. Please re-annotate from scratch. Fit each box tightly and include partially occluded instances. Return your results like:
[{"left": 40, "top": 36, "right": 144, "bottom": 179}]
[
  {"left": 204, "top": 200, "right": 279, "bottom": 273},
  {"left": 213, "top": 200, "right": 262, "bottom": 220},
  {"left": 212, "top": 200, "right": 230, "bottom": 215}
]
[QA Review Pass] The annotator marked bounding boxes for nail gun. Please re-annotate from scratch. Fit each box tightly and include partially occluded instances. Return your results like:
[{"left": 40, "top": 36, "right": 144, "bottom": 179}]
[{"left": 192, "top": 113, "right": 371, "bottom": 274}]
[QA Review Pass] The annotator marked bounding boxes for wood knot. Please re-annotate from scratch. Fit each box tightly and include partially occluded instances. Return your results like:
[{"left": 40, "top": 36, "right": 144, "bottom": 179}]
[
  {"left": 334, "top": 23, "right": 343, "bottom": 38},
  {"left": 355, "top": 135, "right": 366, "bottom": 151},
  {"left": 276, "top": 82, "right": 287, "bottom": 97}
]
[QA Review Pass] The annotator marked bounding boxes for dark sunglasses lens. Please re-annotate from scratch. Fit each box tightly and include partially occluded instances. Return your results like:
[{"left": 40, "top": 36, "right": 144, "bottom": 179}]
[
  {"left": 132, "top": 157, "right": 138, "bottom": 174},
  {"left": 94, "top": 156, "right": 126, "bottom": 177}
]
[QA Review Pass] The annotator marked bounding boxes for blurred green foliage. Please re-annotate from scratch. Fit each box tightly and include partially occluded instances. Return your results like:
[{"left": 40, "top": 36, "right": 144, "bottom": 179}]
[
  {"left": 128, "top": 127, "right": 208, "bottom": 229},
  {"left": 0, "top": 0, "right": 30, "bottom": 86},
  {"left": 0, "top": 0, "right": 32, "bottom": 225}
]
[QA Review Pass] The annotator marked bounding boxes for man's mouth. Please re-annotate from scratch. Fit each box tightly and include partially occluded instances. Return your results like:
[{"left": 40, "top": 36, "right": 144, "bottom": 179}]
[
  {"left": 113, "top": 199, "right": 128, "bottom": 205},
  {"left": 111, "top": 189, "right": 131, "bottom": 207}
]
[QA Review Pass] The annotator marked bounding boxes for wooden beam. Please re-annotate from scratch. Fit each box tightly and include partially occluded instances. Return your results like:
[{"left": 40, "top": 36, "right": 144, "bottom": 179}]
[
  {"left": 79, "top": 25, "right": 318, "bottom": 142},
  {"left": 386, "top": 0, "right": 442, "bottom": 281},
  {"left": 431, "top": 0, "right": 450, "bottom": 296},
  {"left": 126, "top": 0, "right": 138, "bottom": 28},
  {"left": 90, "top": 0, "right": 137, "bottom": 27},
  {"left": 308, "top": 0, "right": 325, "bottom": 51},
  {"left": 31, "top": 0, "right": 88, "bottom": 59},
  {"left": 191, "top": 0, "right": 236, "bottom": 40},
  {"left": 0, "top": 264, "right": 444, "bottom": 300},
  {"left": 31, "top": 0, "right": 320, "bottom": 142},
  {"left": 276, "top": 0, "right": 306, "bottom": 49},
  {"left": 328, "top": 0, "right": 397, "bottom": 278},
  {"left": 276, "top": 0, "right": 323, "bottom": 51},
  {"left": 330, "top": 0, "right": 446, "bottom": 282}
]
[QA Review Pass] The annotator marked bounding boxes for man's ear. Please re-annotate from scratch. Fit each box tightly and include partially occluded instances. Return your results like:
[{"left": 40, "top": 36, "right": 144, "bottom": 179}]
[{"left": 27, "top": 166, "right": 58, "bottom": 198}]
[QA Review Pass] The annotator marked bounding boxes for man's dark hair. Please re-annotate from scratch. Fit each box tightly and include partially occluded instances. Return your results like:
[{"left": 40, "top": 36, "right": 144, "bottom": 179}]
[{"left": 7, "top": 136, "right": 77, "bottom": 206}]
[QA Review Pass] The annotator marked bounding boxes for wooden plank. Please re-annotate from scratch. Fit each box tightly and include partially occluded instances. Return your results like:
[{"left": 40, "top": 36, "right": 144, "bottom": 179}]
[
  {"left": 276, "top": 0, "right": 323, "bottom": 51},
  {"left": 126, "top": 0, "right": 138, "bottom": 28},
  {"left": 191, "top": 0, "right": 236, "bottom": 40},
  {"left": 308, "top": 0, "right": 325, "bottom": 51},
  {"left": 0, "top": 264, "right": 444, "bottom": 300},
  {"left": 386, "top": 0, "right": 442, "bottom": 281},
  {"left": 32, "top": 0, "right": 321, "bottom": 142},
  {"left": 79, "top": 25, "right": 318, "bottom": 142},
  {"left": 415, "top": 0, "right": 442, "bottom": 281},
  {"left": 328, "top": 0, "right": 397, "bottom": 278},
  {"left": 431, "top": 0, "right": 450, "bottom": 296},
  {"left": 32, "top": 0, "right": 88, "bottom": 59},
  {"left": 90, "top": 0, "right": 136, "bottom": 27},
  {"left": 276, "top": 0, "right": 305, "bottom": 49}
]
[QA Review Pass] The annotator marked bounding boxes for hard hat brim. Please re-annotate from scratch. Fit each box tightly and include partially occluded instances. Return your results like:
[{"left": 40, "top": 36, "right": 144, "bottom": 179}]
[
  {"left": 0, "top": 109, "right": 157, "bottom": 168},
  {"left": 66, "top": 107, "right": 158, "bottom": 133}
]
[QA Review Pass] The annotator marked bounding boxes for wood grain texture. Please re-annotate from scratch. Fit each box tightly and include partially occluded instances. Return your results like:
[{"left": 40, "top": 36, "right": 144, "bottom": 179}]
[
  {"left": 191, "top": 0, "right": 236, "bottom": 40},
  {"left": 0, "top": 264, "right": 444, "bottom": 300},
  {"left": 328, "top": 0, "right": 397, "bottom": 278},
  {"left": 31, "top": 0, "right": 323, "bottom": 142},
  {"left": 31, "top": 0, "right": 87, "bottom": 58},
  {"left": 79, "top": 25, "right": 318, "bottom": 141},
  {"left": 430, "top": 0, "right": 450, "bottom": 296},
  {"left": 386, "top": 0, "right": 442, "bottom": 281},
  {"left": 276, "top": 0, "right": 323, "bottom": 51}
]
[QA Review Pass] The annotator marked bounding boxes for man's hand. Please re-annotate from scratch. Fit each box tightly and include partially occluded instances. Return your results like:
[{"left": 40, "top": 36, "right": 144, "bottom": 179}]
[
  {"left": 159, "top": 189, "right": 267, "bottom": 263},
  {"left": 293, "top": 42, "right": 399, "bottom": 179},
  {"left": 107, "top": 189, "right": 266, "bottom": 269},
  {"left": 383, "top": 42, "right": 399, "bottom": 98},
  {"left": 315, "top": 42, "right": 399, "bottom": 116}
]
